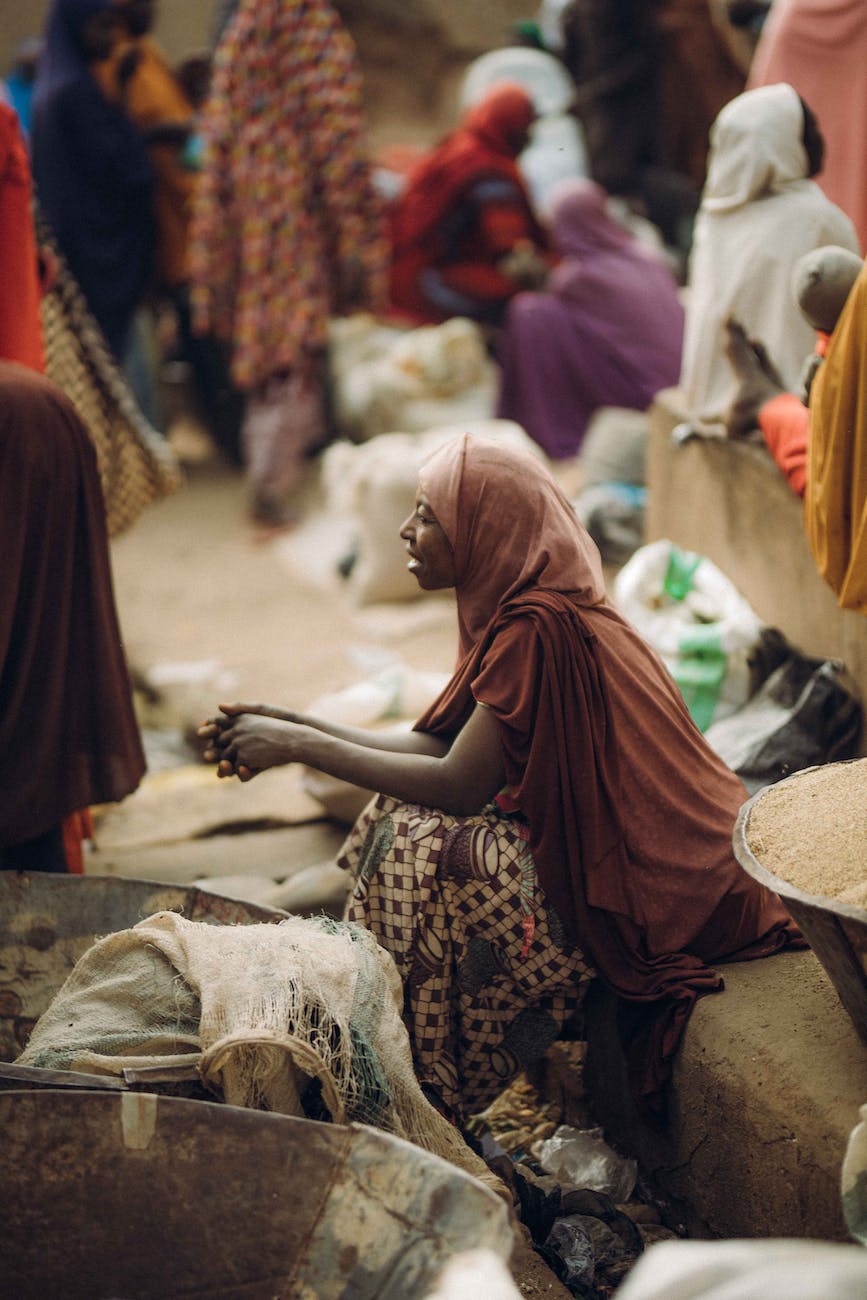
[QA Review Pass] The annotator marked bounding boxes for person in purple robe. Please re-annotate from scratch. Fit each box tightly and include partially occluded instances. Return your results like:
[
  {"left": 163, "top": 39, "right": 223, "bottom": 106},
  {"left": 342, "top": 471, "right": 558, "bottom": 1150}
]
[{"left": 496, "top": 178, "right": 684, "bottom": 460}]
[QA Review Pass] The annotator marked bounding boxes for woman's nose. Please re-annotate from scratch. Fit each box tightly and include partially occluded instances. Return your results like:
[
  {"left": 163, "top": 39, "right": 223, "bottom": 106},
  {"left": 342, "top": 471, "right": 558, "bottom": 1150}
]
[{"left": 399, "top": 514, "right": 414, "bottom": 539}]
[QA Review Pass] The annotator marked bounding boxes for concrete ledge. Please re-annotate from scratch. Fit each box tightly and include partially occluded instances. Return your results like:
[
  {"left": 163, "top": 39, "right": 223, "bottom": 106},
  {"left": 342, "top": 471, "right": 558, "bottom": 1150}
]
[
  {"left": 646, "top": 389, "right": 867, "bottom": 740},
  {"left": 541, "top": 951, "right": 867, "bottom": 1241}
]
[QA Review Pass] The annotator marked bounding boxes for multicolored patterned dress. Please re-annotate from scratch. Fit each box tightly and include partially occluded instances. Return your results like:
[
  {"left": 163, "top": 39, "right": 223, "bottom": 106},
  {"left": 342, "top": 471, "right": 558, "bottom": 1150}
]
[
  {"left": 189, "top": 0, "right": 388, "bottom": 394},
  {"left": 338, "top": 793, "right": 594, "bottom": 1119}
]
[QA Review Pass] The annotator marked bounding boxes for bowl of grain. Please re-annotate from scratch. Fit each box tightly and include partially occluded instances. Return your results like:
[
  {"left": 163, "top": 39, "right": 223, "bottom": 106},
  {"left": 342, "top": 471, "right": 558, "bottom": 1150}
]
[{"left": 734, "top": 757, "right": 867, "bottom": 1044}]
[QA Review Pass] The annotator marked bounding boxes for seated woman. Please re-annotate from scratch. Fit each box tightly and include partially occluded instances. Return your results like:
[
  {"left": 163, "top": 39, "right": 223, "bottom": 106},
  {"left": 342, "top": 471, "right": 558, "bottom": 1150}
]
[
  {"left": 0, "top": 363, "right": 146, "bottom": 872},
  {"left": 680, "top": 82, "right": 859, "bottom": 433},
  {"left": 496, "top": 178, "right": 684, "bottom": 460},
  {"left": 388, "top": 82, "right": 549, "bottom": 329},
  {"left": 200, "top": 434, "right": 802, "bottom": 1120}
]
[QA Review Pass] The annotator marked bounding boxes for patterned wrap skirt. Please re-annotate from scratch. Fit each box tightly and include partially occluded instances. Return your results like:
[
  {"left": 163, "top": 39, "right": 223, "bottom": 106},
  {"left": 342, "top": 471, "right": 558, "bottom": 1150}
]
[{"left": 338, "top": 793, "right": 594, "bottom": 1117}]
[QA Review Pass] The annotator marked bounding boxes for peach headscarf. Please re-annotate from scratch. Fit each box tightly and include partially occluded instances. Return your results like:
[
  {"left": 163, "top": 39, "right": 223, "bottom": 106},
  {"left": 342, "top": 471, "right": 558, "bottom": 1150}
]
[{"left": 418, "top": 433, "right": 606, "bottom": 658}]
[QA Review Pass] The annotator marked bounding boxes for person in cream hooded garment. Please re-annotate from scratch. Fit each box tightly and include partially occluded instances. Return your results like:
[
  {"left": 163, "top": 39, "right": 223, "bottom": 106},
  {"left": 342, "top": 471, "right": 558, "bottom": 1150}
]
[{"left": 680, "top": 82, "right": 859, "bottom": 432}]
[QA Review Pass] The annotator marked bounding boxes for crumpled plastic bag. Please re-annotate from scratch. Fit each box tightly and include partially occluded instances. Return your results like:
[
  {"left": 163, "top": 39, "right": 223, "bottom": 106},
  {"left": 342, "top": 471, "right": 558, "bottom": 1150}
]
[
  {"left": 538, "top": 1125, "right": 637, "bottom": 1203},
  {"left": 614, "top": 539, "right": 764, "bottom": 731}
]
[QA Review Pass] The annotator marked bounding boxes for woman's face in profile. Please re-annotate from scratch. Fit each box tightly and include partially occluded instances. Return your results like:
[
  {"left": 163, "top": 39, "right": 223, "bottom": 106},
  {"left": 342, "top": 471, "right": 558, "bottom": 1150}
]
[{"left": 399, "top": 492, "right": 456, "bottom": 591}]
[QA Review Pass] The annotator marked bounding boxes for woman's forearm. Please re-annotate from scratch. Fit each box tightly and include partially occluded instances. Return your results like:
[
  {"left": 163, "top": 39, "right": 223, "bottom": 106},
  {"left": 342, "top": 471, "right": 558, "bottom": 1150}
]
[
  {"left": 261, "top": 707, "right": 449, "bottom": 756},
  {"left": 301, "top": 729, "right": 486, "bottom": 816},
  {"left": 209, "top": 703, "right": 504, "bottom": 814}
]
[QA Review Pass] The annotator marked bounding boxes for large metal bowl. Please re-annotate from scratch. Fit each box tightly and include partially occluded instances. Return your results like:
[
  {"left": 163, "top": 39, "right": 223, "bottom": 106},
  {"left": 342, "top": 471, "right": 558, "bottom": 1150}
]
[
  {"left": 734, "top": 760, "right": 867, "bottom": 1045},
  {"left": 0, "top": 1089, "right": 510, "bottom": 1299}
]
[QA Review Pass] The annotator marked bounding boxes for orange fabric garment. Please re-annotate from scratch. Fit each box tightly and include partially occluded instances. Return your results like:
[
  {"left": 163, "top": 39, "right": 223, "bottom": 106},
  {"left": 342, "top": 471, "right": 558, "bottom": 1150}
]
[
  {"left": 748, "top": 0, "right": 867, "bottom": 250},
  {"left": 758, "top": 392, "right": 809, "bottom": 497},
  {"left": 95, "top": 36, "right": 195, "bottom": 289},
  {"left": 805, "top": 260, "right": 867, "bottom": 612},
  {"left": 0, "top": 104, "right": 44, "bottom": 371},
  {"left": 414, "top": 434, "right": 802, "bottom": 1104}
]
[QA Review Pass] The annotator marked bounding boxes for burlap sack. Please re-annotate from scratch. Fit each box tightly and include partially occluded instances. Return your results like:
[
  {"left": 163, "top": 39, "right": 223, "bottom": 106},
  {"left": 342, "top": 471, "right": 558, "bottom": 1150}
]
[{"left": 19, "top": 912, "right": 505, "bottom": 1197}]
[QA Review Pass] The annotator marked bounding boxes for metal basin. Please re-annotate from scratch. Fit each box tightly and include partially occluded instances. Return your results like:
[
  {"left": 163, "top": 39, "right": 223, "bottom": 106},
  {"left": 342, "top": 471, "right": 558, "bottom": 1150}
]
[
  {"left": 0, "top": 1089, "right": 510, "bottom": 1299},
  {"left": 734, "top": 761, "right": 867, "bottom": 1044},
  {"left": 0, "top": 873, "right": 288, "bottom": 1062}
]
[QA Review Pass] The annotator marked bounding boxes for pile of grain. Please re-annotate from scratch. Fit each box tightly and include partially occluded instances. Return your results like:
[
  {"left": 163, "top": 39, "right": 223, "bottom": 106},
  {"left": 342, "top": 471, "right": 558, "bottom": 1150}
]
[{"left": 745, "top": 759, "right": 867, "bottom": 906}]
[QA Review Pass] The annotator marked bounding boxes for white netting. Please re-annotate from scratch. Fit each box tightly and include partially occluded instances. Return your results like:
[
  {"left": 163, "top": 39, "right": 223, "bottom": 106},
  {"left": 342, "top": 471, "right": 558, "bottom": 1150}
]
[{"left": 18, "top": 912, "right": 505, "bottom": 1196}]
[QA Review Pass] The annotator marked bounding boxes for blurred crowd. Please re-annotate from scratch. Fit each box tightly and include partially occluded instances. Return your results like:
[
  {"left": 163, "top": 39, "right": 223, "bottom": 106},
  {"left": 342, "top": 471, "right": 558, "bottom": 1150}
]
[{"left": 3, "top": 1, "right": 865, "bottom": 561}]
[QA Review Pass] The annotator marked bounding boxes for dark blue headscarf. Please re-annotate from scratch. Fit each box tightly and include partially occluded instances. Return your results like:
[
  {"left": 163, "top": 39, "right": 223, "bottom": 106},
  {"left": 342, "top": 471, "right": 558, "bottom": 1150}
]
[
  {"left": 32, "top": 0, "right": 155, "bottom": 357},
  {"left": 33, "top": 0, "right": 111, "bottom": 105}
]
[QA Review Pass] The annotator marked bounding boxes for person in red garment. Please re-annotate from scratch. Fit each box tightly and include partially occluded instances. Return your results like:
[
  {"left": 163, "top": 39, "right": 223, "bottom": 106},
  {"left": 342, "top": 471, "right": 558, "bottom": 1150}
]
[
  {"left": 0, "top": 364, "right": 145, "bottom": 873},
  {"left": 200, "top": 434, "right": 803, "bottom": 1120},
  {"left": 0, "top": 102, "right": 44, "bottom": 372},
  {"left": 388, "top": 82, "right": 549, "bottom": 328}
]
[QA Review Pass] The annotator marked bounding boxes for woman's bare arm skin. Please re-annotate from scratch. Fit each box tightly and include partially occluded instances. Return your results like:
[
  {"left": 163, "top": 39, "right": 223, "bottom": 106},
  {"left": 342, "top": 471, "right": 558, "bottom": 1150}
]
[
  {"left": 199, "top": 703, "right": 449, "bottom": 756},
  {"left": 199, "top": 701, "right": 505, "bottom": 817}
]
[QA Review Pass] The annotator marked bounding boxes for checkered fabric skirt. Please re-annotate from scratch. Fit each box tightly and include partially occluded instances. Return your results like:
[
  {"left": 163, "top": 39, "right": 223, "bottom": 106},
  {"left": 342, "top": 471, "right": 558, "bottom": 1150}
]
[{"left": 338, "top": 794, "right": 594, "bottom": 1117}]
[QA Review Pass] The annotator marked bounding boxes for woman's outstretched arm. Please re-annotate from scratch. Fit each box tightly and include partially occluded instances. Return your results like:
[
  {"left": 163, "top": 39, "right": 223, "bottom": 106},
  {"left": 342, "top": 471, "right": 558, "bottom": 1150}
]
[
  {"left": 199, "top": 701, "right": 505, "bottom": 818},
  {"left": 199, "top": 703, "right": 449, "bottom": 756}
]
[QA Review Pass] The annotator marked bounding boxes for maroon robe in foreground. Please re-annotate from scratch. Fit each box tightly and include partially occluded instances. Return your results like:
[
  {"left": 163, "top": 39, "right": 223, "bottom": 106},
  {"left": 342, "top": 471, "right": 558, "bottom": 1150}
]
[{"left": 0, "top": 363, "right": 145, "bottom": 847}]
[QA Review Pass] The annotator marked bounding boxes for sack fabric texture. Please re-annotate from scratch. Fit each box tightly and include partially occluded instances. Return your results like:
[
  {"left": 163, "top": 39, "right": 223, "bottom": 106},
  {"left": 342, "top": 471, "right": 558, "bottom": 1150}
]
[{"left": 17, "top": 911, "right": 502, "bottom": 1193}]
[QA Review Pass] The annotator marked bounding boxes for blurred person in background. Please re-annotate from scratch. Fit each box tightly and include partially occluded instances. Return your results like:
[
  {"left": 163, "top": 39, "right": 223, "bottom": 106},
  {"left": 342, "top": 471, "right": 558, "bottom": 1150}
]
[
  {"left": 559, "top": 0, "right": 745, "bottom": 261},
  {"left": 497, "top": 178, "right": 683, "bottom": 459},
  {"left": 95, "top": 0, "right": 243, "bottom": 464},
  {"left": 388, "top": 83, "right": 550, "bottom": 330},
  {"left": 31, "top": 0, "right": 155, "bottom": 365},
  {"left": 748, "top": 0, "right": 867, "bottom": 252},
  {"left": 680, "top": 83, "right": 859, "bottom": 431},
  {"left": 189, "top": 0, "right": 388, "bottom": 528}
]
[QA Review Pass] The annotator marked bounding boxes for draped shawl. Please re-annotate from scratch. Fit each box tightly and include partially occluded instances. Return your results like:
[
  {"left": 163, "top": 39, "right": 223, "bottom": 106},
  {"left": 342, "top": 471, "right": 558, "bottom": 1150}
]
[
  {"left": 390, "top": 83, "right": 541, "bottom": 256},
  {"left": 497, "top": 179, "right": 684, "bottom": 458},
  {"left": 414, "top": 434, "right": 802, "bottom": 1103},
  {"left": 0, "top": 105, "right": 44, "bottom": 372},
  {"left": 0, "top": 364, "right": 145, "bottom": 844},
  {"left": 749, "top": 0, "right": 867, "bottom": 251}
]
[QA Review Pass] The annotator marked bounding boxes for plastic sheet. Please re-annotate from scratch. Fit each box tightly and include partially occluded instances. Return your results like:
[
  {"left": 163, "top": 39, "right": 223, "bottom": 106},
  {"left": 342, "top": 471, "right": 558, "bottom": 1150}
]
[{"left": 538, "top": 1125, "right": 637, "bottom": 1203}]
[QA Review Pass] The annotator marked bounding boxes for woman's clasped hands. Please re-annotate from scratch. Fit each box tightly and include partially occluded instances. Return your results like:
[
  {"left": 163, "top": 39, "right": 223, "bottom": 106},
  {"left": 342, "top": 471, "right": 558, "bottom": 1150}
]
[{"left": 198, "top": 703, "right": 306, "bottom": 781}]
